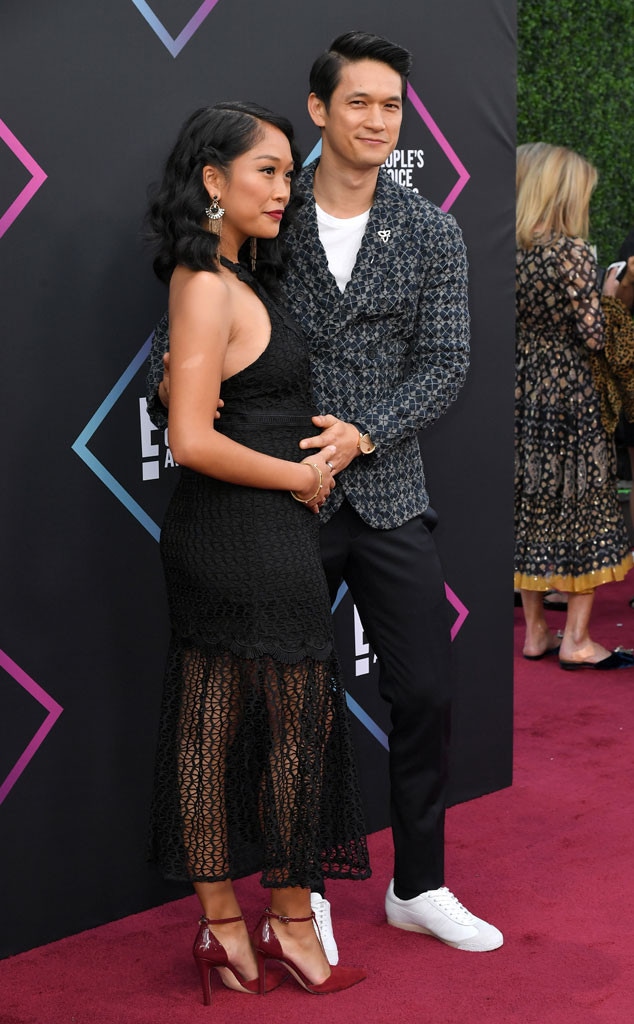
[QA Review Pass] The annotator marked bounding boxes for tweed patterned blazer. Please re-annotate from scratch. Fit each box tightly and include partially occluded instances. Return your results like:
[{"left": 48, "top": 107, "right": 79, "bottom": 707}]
[
  {"left": 146, "top": 164, "right": 470, "bottom": 529},
  {"left": 279, "top": 163, "right": 470, "bottom": 528}
]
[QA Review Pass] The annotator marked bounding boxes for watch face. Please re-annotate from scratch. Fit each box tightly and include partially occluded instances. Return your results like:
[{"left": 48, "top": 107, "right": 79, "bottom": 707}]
[{"left": 359, "top": 432, "right": 376, "bottom": 454}]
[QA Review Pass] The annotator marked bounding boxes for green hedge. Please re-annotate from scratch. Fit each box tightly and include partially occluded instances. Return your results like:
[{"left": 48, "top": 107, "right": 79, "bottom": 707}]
[{"left": 517, "top": 0, "right": 634, "bottom": 264}]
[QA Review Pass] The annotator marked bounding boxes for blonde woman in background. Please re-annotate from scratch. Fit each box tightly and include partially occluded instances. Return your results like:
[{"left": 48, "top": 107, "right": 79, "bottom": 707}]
[{"left": 515, "top": 142, "right": 634, "bottom": 669}]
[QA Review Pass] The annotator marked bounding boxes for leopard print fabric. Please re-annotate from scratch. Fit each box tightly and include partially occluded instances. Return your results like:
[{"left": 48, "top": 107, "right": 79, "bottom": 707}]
[{"left": 590, "top": 294, "right": 634, "bottom": 434}]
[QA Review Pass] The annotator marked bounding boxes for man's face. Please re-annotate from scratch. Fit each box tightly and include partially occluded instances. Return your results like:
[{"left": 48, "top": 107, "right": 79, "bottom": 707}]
[{"left": 309, "top": 59, "right": 403, "bottom": 172}]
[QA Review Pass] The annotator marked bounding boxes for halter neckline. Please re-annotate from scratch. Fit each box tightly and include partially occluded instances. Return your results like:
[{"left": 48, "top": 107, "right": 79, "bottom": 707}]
[{"left": 219, "top": 255, "right": 254, "bottom": 282}]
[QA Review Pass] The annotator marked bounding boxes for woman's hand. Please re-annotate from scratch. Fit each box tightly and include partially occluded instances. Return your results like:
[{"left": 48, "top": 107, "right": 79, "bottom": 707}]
[{"left": 294, "top": 445, "right": 337, "bottom": 513}]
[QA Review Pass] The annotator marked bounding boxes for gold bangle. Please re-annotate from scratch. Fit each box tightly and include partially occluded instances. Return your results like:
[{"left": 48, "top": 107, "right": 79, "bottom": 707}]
[{"left": 290, "top": 463, "right": 323, "bottom": 503}]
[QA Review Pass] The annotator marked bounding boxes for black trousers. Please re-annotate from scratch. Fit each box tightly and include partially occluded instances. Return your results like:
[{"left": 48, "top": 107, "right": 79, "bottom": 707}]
[{"left": 319, "top": 499, "right": 452, "bottom": 897}]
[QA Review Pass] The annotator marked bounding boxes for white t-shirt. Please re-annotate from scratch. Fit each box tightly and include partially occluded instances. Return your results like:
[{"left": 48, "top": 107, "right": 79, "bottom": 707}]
[{"left": 316, "top": 203, "right": 371, "bottom": 293}]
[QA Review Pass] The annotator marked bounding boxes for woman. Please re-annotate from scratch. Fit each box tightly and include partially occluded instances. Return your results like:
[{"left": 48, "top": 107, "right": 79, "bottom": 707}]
[
  {"left": 514, "top": 142, "right": 634, "bottom": 669},
  {"left": 146, "top": 103, "right": 369, "bottom": 1003}
]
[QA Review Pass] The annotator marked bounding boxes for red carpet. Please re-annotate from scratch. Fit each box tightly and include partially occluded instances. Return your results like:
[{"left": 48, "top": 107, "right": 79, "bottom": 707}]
[{"left": 2, "top": 580, "right": 634, "bottom": 1024}]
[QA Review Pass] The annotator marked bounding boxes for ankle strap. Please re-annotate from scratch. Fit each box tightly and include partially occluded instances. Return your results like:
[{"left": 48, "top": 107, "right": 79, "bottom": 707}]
[
  {"left": 199, "top": 915, "right": 243, "bottom": 925},
  {"left": 264, "top": 906, "right": 314, "bottom": 924}
]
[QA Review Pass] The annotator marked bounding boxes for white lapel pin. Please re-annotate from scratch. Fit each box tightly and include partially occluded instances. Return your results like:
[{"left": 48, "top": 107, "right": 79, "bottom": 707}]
[{"left": 378, "top": 229, "right": 391, "bottom": 243}]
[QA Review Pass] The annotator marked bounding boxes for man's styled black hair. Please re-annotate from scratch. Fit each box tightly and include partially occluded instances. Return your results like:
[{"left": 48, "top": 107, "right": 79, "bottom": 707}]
[{"left": 309, "top": 31, "right": 413, "bottom": 108}]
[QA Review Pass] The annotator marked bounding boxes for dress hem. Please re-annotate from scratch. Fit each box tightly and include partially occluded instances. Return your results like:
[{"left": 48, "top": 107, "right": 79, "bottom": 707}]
[{"left": 514, "top": 551, "right": 633, "bottom": 592}]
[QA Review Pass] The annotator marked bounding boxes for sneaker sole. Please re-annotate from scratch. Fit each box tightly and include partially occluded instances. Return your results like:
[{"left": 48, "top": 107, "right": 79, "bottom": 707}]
[
  {"left": 386, "top": 917, "right": 503, "bottom": 952},
  {"left": 386, "top": 917, "right": 436, "bottom": 936}
]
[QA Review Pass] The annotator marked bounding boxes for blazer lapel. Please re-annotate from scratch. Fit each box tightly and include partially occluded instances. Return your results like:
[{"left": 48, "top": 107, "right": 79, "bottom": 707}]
[
  {"left": 342, "top": 171, "right": 403, "bottom": 314},
  {"left": 292, "top": 165, "right": 405, "bottom": 320},
  {"left": 292, "top": 166, "right": 341, "bottom": 314}
]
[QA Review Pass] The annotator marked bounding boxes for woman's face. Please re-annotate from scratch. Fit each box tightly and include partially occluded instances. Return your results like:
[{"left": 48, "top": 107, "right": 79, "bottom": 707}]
[{"left": 204, "top": 123, "right": 294, "bottom": 255}]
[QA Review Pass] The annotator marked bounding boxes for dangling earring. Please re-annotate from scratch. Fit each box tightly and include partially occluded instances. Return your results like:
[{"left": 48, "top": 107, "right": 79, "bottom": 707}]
[
  {"left": 205, "top": 195, "right": 224, "bottom": 236},
  {"left": 250, "top": 237, "right": 257, "bottom": 274}
]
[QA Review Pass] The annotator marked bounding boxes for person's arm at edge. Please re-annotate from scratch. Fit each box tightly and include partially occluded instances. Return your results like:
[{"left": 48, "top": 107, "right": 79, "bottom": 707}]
[{"left": 145, "top": 311, "right": 169, "bottom": 430}]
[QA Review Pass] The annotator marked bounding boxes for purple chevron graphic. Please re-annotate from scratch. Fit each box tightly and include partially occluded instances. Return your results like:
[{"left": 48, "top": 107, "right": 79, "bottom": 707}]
[
  {"left": 0, "top": 119, "right": 47, "bottom": 239},
  {"left": 445, "top": 583, "right": 469, "bottom": 640},
  {"left": 0, "top": 649, "right": 63, "bottom": 806},
  {"left": 406, "top": 84, "right": 469, "bottom": 211},
  {"left": 130, "top": 0, "right": 224, "bottom": 57}
]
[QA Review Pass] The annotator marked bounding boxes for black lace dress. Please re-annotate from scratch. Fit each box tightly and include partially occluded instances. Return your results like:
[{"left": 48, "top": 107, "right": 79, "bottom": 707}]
[
  {"left": 514, "top": 236, "right": 632, "bottom": 591},
  {"left": 149, "top": 261, "right": 370, "bottom": 889}
]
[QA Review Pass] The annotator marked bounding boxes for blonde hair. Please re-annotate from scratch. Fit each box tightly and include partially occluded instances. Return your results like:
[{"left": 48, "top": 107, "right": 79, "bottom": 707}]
[{"left": 516, "top": 142, "right": 598, "bottom": 249}]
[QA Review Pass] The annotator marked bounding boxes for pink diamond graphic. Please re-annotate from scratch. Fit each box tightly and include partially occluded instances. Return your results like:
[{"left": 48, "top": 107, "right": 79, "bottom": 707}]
[
  {"left": 303, "top": 82, "right": 469, "bottom": 213},
  {"left": 0, "top": 118, "right": 47, "bottom": 239},
  {"left": 0, "top": 648, "right": 63, "bottom": 805},
  {"left": 130, "top": 0, "right": 224, "bottom": 57},
  {"left": 406, "top": 84, "right": 470, "bottom": 212},
  {"left": 445, "top": 583, "right": 469, "bottom": 640}
]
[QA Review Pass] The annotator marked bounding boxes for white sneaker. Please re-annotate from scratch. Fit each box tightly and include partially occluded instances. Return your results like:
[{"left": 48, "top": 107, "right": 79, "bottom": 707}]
[
  {"left": 310, "top": 892, "right": 339, "bottom": 965},
  {"left": 385, "top": 880, "right": 503, "bottom": 952}
]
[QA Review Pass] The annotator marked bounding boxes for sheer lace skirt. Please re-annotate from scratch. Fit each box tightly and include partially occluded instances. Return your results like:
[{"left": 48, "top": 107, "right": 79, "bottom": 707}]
[{"left": 149, "top": 638, "right": 370, "bottom": 887}]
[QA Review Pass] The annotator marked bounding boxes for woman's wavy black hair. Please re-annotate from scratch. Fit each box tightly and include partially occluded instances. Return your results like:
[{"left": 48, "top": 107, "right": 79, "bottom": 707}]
[{"left": 146, "top": 101, "right": 302, "bottom": 290}]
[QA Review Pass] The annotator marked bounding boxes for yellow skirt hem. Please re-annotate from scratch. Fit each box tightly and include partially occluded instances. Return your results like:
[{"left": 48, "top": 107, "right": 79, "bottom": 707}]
[{"left": 514, "top": 552, "right": 633, "bottom": 593}]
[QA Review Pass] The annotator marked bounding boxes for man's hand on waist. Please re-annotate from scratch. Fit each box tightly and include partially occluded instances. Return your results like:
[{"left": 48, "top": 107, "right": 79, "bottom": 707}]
[{"left": 299, "top": 415, "right": 364, "bottom": 472}]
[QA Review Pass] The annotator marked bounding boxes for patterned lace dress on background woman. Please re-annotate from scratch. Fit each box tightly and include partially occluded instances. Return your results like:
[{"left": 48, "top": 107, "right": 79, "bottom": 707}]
[
  {"left": 149, "top": 259, "right": 370, "bottom": 889},
  {"left": 514, "top": 235, "right": 633, "bottom": 592}
]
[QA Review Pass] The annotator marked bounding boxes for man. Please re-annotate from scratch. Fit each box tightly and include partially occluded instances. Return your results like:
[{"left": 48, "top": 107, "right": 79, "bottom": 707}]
[{"left": 147, "top": 31, "right": 502, "bottom": 956}]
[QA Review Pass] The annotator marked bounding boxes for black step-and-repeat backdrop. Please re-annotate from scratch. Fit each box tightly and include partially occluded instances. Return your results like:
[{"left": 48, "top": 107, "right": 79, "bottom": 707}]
[{"left": 0, "top": 1, "right": 516, "bottom": 956}]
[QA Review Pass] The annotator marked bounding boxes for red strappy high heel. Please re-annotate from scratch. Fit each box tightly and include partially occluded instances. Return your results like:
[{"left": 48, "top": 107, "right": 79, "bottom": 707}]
[
  {"left": 252, "top": 908, "right": 366, "bottom": 995},
  {"left": 193, "top": 915, "right": 280, "bottom": 1004}
]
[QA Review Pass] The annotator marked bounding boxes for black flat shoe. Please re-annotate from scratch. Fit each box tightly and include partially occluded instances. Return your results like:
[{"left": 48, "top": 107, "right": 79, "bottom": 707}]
[
  {"left": 559, "top": 649, "right": 634, "bottom": 671},
  {"left": 523, "top": 645, "right": 561, "bottom": 661}
]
